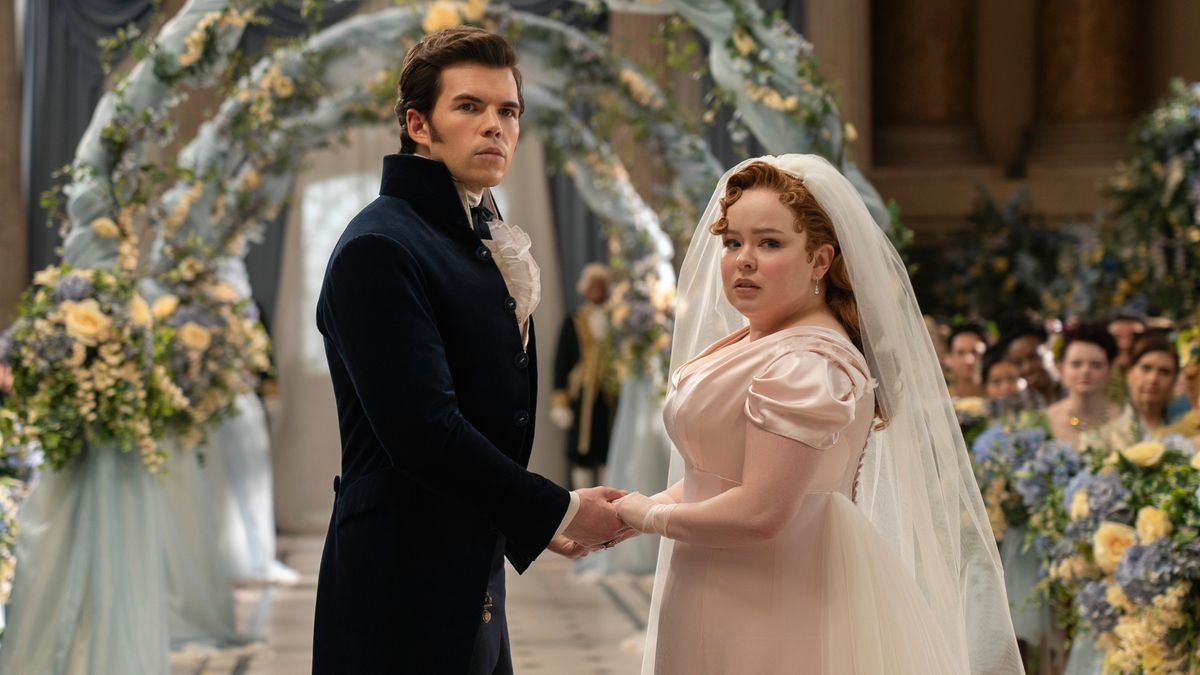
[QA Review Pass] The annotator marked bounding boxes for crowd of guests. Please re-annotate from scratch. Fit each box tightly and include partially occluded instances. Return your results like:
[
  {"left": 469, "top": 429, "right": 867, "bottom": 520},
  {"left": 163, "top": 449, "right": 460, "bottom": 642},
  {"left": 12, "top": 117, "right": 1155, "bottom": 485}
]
[
  {"left": 933, "top": 312, "right": 1199, "bottom": 674},
  {"left": 939, "top": 314, "right": 1198, "bottom": 450}
]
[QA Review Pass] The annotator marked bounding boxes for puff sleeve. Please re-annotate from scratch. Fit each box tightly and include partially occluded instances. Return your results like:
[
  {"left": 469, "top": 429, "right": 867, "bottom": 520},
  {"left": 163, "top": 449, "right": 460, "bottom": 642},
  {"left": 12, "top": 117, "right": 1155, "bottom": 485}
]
[{"left": 744, "top": 349, "right": 864, "bottom": 449}]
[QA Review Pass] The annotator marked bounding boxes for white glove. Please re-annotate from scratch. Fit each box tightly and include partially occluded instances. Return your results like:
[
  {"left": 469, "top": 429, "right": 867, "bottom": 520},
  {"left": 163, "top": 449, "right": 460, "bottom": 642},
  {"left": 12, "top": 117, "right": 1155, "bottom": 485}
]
[{"left": 550, "top": 405, "right": 574, "bottom": 430}]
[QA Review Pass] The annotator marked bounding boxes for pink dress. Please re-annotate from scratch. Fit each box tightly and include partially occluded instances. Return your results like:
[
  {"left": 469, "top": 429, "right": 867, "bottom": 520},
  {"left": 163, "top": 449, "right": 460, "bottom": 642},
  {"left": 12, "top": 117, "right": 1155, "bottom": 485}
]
[{"left": 649, "top": 325, "right": 963, "bottom": 674}]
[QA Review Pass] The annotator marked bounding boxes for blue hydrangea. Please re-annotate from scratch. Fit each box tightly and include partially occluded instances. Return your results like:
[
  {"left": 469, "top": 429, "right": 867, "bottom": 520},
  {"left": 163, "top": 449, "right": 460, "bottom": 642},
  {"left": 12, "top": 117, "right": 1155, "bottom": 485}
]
[
  {"left": 1077, "top": 580, "right": 1119, "bottom": 635},
  {"left": 167, "top": 304, "right": 218, "bottom": 328},
  {"left": 625, "top": 301, "right": 656, "bottom": 334},
  {"left": 1063, "top": 468, "right": 1094, "bottom": 511},
  {"left": 1015, "top": 440, "right": 1083, "bottom": 507},
  {"left": 52, "top": 275, "right": 93, "bottom": 303},
  {"left": 1115, "top": 540, "right": 1175, "bottom": 606},
  {"left": 971, "top": 424, "right": 1004, "bottom": 465},
  {"left": 1083, "top": 471, "right": 1131, "bottom": 525}
]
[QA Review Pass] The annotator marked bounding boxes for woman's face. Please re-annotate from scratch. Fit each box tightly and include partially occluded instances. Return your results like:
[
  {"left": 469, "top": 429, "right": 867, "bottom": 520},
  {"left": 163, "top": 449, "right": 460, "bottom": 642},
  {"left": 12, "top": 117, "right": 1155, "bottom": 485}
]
[
  {"left": 1127, "top": 351, "right": 1178, "bottom": 417},
  {"left": 718, "top": 188, "right": 831, "bottom": 329},
  {"left": 1060, "top": 341, "right": 1111, "bottom": 397},
  {"left": 985, "top": 361, "right": 1021, "bottom": 400}
]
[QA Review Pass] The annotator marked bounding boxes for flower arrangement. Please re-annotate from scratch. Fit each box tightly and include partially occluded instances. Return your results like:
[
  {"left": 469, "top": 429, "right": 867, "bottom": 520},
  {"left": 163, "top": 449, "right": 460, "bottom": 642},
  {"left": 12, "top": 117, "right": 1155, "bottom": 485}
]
[
  {"left": 1025, "top": 435, "right": 1200, "bottom": 673},
  {"left": 1106, "top": 79, "right": 1200, "bottom": 319},
  {"left": 0, "top": 266, "right": 181, "bottom": 472},
  {"left": 605, "top": 268, "right": 675, "bottom": 384},
  {"left": 149, "top": 279, "right": 271, "bottom": 449},
  {"left": 969, "top": 413, "right": 1052, "bottom": 542}
]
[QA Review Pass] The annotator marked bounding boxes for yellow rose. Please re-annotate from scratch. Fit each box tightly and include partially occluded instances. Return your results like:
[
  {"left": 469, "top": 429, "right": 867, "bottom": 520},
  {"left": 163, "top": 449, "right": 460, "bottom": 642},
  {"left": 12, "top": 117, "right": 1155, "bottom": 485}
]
[
  {"left": 152, "top": 295, "right": 179, "bottom": 320},
  {"left": 953, "top": 397, "right": 986, "bottom": 416},
  {"left": 64, "top": 342, "right": 87, "bottom": 368},
  {"left": 241, "top": 168, "right": 261, "bottom": 191},
  {"left": 179, "top": 257, "right": 203, "bottom": 282},
  {"left": 1093, "top": 521, "right": 1136, "bottom": 574},
  {"left": 33, "top": 266, "right": 60, "bottom": 286},
  {"left": 62, "top": 299, "right": 112, "bottom": 346},
  {"left": 272, "top": 76, "right": 295, "bottom": 98},
  {"left": 1070, "top": 489, "right": 1090, "bottom": 521},
  {"left": 844, "top": 121, "right": 858, "bottom": 143},
  {"left": 1121, "top": 441, "right": 1166, "bottom": 467},
  {"left": 1190, "top": 452, "right": 1200, "bottom": 470},
  {"left": 463, "top": 0, "right": 488, "bottom": 21},
  {"left": 731, "top": 28, "right": 757, "bottom": 56},
  {"left": 209, "top": 282, "right": 240, "bottom": 303},
  {"left": 129, "top": 293, "right": 152, "bottom": 328},
  {"left": 178, "top": 322, "right": 212, "bottom": 353},
  {"left": 1136, "top": 506, "right": 1172, "bottom": 544},
  {"left": 90, "top": 217, "right": 120, "bottom": 239},
  {"left": 422, "top": 1, "right": 463, "bottom": 33}
]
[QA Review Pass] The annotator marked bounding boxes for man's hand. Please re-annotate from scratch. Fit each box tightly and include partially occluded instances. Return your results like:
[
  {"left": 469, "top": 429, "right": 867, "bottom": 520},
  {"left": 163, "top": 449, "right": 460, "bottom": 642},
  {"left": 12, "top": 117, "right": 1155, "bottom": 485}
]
[
  {"left": 547, "top": 535, "right": 590, "bottom": 560},
  {"left": 562, "top": 485, "right": 628, "bottom": 548}
]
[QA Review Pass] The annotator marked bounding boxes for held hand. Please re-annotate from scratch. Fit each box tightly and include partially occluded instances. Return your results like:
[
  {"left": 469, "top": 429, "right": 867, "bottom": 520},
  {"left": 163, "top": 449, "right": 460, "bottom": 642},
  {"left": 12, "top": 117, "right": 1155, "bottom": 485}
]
[
  {"left": 547, "top": 535, "right": 590, "bottom": 560},
  {"left": 614, "top": 492, "right": 676, "bottom": 537},
  {"left": 549, "top": 405, "right": 574, "bottom": 430},
  {"left": 562, "top": 485, "right": 628, "bottom": 548}
]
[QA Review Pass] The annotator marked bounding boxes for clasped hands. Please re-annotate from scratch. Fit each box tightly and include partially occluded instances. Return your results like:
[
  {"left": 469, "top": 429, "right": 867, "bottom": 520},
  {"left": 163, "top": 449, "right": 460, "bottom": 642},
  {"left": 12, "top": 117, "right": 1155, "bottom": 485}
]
[{"left": 549, "top": 486, "right": 676, "bottom": 560}]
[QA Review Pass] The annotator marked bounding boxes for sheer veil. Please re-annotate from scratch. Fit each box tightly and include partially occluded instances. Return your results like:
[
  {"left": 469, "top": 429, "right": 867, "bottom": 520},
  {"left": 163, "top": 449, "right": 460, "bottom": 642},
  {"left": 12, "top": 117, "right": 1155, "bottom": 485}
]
[{"left": 642, "top": 155, "right": 1023, "bottom": 674}]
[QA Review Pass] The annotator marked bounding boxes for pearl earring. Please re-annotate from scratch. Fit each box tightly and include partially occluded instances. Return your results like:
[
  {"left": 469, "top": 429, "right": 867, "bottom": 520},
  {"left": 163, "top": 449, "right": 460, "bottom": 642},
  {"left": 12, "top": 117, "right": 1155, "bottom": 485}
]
[{"left": 813, "top": 280, "right": 820, "bottom": 295}]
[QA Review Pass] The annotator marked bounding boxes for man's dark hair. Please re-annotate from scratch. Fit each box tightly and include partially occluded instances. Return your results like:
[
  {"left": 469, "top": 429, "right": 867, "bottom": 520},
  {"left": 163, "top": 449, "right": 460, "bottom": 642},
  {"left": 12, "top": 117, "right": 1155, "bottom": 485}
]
[
  {"left": 394, "top": 26, "right": 524, "bottom": 154},
  {"left": 1060, "top": 323, "right": 1118, "bottom": 363}
]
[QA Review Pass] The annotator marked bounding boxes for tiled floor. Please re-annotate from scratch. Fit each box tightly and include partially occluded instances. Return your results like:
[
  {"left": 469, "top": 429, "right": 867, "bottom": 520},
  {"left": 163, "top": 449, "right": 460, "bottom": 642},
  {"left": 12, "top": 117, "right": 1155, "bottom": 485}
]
[{"left": 171, "top": 536, "right": 649, "bottom": 674}]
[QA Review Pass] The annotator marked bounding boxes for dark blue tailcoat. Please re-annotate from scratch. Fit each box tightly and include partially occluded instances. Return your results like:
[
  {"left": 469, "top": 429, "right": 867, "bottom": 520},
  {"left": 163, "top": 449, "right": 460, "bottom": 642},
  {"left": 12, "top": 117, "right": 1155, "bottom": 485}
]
[{"left": 312, "top": 154, "right": 570, "bottom": 674}]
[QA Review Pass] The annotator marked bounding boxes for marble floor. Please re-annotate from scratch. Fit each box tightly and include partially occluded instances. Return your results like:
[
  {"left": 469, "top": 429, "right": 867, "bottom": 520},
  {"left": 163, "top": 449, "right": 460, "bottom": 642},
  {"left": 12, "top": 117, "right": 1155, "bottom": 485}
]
[{"left": 170, "top": 535, "right": 649, "bottom": 674}]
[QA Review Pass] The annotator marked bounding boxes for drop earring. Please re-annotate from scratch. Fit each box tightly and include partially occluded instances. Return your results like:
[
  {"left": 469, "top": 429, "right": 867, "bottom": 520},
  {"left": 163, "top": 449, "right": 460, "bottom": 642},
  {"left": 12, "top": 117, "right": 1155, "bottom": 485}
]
[{"left": 813, "top": 280, "right": 820, "bottom": 295}]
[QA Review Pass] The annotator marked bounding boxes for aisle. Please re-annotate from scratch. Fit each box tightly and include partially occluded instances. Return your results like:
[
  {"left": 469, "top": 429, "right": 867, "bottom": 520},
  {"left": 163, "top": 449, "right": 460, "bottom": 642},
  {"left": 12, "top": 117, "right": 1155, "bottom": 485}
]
[{"left": 169, "top": 536, "right": 649, "bottom": 674}]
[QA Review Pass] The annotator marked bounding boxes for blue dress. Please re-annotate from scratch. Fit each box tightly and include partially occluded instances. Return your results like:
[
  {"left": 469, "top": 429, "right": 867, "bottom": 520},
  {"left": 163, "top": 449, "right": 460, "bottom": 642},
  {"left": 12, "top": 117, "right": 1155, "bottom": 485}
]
[{"left": 0, "top": 446, "right": 169, "bottom": 674}]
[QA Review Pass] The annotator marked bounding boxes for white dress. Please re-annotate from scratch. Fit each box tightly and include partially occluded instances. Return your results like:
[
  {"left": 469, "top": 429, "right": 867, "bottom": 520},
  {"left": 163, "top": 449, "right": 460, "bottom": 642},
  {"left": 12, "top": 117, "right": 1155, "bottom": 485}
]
[{"left": 648, "top": 326, "right": 966, "bottom": 674}]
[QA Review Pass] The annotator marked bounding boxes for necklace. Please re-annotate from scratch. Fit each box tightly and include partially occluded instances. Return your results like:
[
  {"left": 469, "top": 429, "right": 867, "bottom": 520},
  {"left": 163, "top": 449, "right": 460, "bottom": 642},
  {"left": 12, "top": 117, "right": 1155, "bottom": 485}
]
[{"left": 1068, "top": 407, "right": 1110, "bottom": 429}]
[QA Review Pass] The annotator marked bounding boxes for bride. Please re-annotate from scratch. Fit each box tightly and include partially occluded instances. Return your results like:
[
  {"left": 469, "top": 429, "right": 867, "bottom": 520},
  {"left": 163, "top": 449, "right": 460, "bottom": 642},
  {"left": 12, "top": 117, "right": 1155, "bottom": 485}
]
[{"left": 612, "top": 155, "right": 1024, "bottom": 674}]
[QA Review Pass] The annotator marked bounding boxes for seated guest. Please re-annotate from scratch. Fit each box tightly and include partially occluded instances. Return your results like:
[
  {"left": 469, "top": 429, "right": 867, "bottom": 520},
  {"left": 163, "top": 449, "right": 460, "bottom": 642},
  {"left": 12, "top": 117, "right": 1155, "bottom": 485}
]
[
  {"left": 944, "top": 322, "right": 988, "bottom": 399},
  {"left": 1162, "top": 329, "right": 1200, "bottom": 446},
  {"left": 1001, "top": 320, "right": 1062, "bottom": 407},
  {"left": 1086, "top": 334, "right": 1181, "bottom": 452},
  {"left": 1046, "top": 325, "right": 1122, "bottom": 450}
]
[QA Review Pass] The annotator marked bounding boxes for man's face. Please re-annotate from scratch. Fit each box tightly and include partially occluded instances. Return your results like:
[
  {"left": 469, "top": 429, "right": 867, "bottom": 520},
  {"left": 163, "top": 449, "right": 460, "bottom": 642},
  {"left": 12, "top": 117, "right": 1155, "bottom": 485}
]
[
  {"left": 946, "top": 332, "right": 985, "bottom": 381},
  {"left": 1007, "top": 335, "right": 1049, "bottom": 391},
  {"left": 1108, "top": 319, "right": 1145, "bottom": 370},
  {"left": 406, "top": 63, "right": 521, "bottom": 191},
  {"left": 584, "top": 279, "right": 609, "bottom": 305}
]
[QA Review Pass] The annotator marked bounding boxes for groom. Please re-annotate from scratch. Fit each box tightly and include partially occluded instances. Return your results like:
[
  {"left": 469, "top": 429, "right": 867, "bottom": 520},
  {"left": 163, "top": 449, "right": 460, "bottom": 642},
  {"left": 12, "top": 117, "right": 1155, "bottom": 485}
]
[{"left": 313, "top": 27, "right": 626, "bottom": 674}]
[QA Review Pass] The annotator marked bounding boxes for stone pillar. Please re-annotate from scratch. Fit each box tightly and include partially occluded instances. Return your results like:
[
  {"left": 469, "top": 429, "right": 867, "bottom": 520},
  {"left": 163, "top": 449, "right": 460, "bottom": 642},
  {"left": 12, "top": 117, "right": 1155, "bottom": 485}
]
[
  {"left": 807, "top": 0, "right": 873, "bottom": 169},
  {"left": 0, "top": 0, "right": 23, "bottom": 326},
  {"left": 1027, "top": 0, "right": 1148, "bottom": 165},
  {"left": 872, "top": 0, "right": 985, "bottom": 166}
]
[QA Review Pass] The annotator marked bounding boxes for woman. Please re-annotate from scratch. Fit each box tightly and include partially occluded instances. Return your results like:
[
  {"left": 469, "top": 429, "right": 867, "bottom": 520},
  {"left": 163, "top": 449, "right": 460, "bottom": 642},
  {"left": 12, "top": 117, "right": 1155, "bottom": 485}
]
[
  {"left": 1046, "top": 325, "right": 1122, "bottom": 451},
  {"left": 1085, "top": 334, "right": 1180, "bottom": 452},
  {"left": 613, "top": 156, "right": 1022, "bottom": 674}
]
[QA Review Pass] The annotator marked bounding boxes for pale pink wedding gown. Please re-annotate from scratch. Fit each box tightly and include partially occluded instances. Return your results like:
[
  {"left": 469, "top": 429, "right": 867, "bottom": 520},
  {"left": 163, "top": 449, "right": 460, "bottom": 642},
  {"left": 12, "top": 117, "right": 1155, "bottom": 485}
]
[{"left": 649, "top": 325, "right": 962, "bottom": 674}]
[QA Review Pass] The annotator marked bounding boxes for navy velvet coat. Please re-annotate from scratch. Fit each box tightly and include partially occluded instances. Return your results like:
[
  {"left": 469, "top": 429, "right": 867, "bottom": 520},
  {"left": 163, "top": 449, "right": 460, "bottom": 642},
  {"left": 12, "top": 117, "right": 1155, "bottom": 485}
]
[{"left": 312, "top": 154, "right": 570, "bottom": 673}]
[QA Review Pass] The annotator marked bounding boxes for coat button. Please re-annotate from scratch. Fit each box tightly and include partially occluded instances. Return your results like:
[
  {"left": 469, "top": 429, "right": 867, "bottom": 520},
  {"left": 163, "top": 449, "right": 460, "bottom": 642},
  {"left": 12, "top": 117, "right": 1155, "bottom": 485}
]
[
  {"left": 503, "top": 297, "right": 517, "bottom": 313},
  {"left": 514, "top": 352, "right": 529, "bottom": 369},
  {"left": 513, "top": 410, "right": 529, "bottom": 427},
  {"left": 333, "top": 475, "right": 341, "bottom": 494},
  {"left": 476, "top": 246, "right": 491, "bottom": 262}
]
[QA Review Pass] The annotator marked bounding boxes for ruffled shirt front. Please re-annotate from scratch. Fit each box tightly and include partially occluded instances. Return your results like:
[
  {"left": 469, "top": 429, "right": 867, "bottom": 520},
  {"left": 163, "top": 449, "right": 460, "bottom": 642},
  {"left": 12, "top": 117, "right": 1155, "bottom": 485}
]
[{"left": 458, "top": 185, "right": 540, "bottom": 348}]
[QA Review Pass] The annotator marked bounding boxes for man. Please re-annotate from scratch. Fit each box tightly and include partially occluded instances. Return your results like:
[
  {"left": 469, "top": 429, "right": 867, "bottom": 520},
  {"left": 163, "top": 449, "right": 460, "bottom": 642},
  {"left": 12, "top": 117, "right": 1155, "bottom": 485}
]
[
  {"left": 552, "top": 263, "right": 619, "bottom": 489},
  {"left": 1104, "top": 312, "right": 1145, "bottom": 403},
  {"left": 943, "top": 322, "right": 987, "bottom": 398},
  {"left": 313, "top": 28, "right": 625, "bottom": 674}
]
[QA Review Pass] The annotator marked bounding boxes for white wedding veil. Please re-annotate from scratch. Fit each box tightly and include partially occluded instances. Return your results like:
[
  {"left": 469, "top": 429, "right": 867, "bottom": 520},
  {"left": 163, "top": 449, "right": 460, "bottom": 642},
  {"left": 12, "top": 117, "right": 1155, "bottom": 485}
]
[{"left": 642, "top": 155, "right": 1023, "bottom": 674}]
